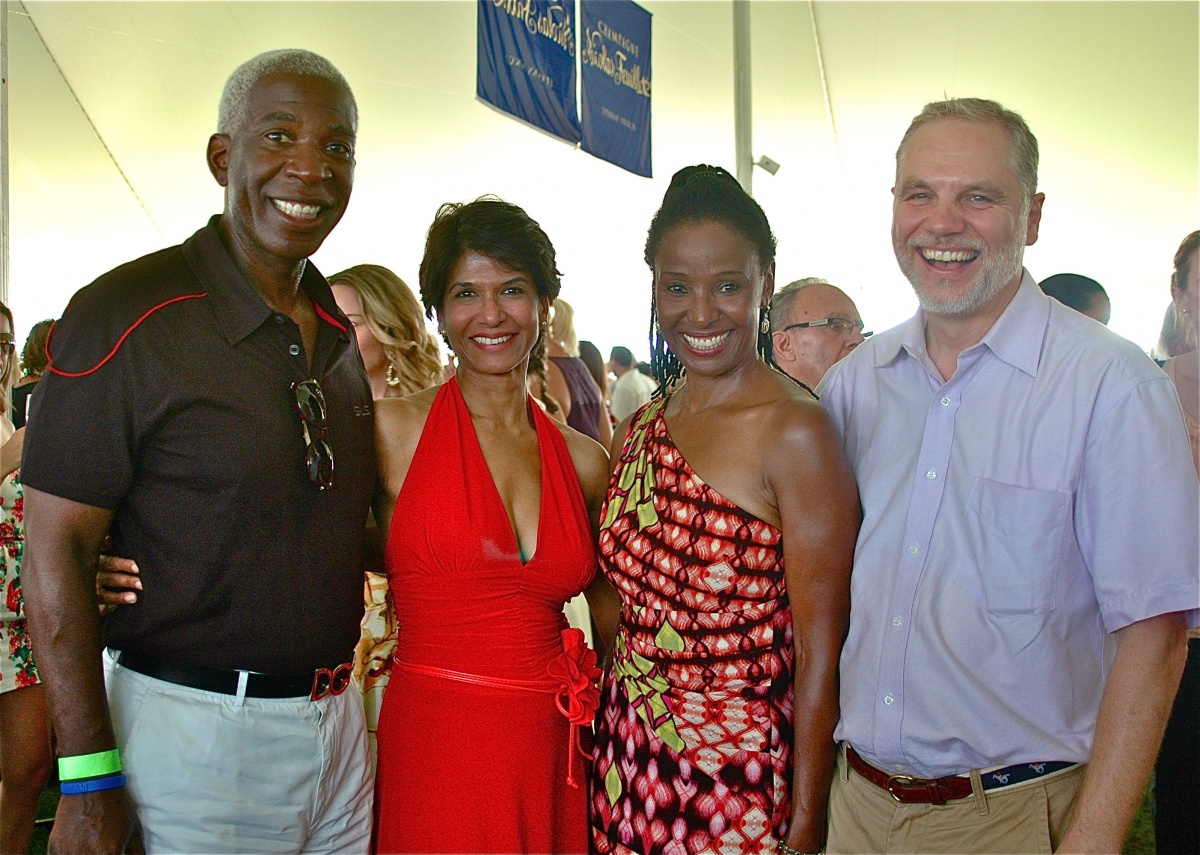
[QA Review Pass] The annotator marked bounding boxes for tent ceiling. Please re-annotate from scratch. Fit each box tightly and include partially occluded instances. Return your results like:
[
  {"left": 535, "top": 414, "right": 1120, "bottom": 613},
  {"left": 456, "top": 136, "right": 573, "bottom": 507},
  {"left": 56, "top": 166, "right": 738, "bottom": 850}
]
[{"left": 5, "top": 1, "right": 1197, "bottom": 353}]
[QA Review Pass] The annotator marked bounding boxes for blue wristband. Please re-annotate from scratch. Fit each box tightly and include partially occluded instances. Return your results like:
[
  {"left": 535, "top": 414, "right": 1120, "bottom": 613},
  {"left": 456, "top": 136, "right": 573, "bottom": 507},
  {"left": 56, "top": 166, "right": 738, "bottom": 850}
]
[{"left": 60, "top": 773, "right": 127, "bottom": 795}]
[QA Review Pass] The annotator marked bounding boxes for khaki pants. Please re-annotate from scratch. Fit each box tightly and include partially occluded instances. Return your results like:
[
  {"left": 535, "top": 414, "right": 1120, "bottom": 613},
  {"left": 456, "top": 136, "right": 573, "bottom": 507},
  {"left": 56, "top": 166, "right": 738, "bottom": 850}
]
[{"left": 826, "top": 745, "right": 1084, "bottom": 854}]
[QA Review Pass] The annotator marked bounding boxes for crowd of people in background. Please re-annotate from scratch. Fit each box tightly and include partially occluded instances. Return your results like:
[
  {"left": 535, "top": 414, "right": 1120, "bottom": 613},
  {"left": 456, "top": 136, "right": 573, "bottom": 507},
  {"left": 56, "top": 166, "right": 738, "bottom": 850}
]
[{"left": 0, "top": 46, "right": 1195, "bottom": 855}]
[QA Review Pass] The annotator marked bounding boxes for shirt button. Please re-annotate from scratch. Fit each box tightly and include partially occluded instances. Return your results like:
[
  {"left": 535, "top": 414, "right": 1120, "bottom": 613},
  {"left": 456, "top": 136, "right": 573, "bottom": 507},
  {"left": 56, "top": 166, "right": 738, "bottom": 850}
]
[
  {"left": 909, "top": 545, "right": 919, "bottom": 554},
  {"left": 892, "top": 616, "right": 903, "bottom": 627},
  {"left": 884, "top": 694, "right": 895, "bottom": 705},
  {"left": 941, "top": 396, "right": 951, "bottom": 406},
  {"left": 289, "top": 344, "right": 301, "bottom": 356},
  {"left": 926, "top": 469, "right": 937, "bottom": 479},
  {"left": 274, "top": 314, "right": 286, "bottom": 325}
]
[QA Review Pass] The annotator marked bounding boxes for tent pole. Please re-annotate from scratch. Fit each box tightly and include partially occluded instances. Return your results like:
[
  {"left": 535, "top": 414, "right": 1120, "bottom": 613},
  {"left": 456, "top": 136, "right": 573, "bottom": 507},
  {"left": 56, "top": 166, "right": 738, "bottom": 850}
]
[
  {"left": 1, "top": 0, "right": 10, "bottom": 305},
  {"left": 733, "top": 0, "right": 752, "bottom": 196}
]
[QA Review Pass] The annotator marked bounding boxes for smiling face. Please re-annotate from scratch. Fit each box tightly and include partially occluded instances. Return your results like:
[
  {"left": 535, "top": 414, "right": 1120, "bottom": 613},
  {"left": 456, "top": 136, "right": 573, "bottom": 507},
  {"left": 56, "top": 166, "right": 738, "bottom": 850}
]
[
  {"left": 208, "top": 72, "right": 355, "bottom": 276},
  {"left": 892, "top": 117, "right": 1043, "bottom": 319},
  {"left": 653, "top": 220, "right": 772, "bottom": 379},
  {"left": 438, "top": 250, "right": 546, "bottom": 378}
]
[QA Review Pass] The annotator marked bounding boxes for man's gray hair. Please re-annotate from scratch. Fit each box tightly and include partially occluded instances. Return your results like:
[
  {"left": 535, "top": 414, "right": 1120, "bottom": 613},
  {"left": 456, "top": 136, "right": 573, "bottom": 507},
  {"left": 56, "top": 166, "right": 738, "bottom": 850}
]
[
  {"left": 217, "top": 49, "right": 357, "bottom": 134},
  {"left": 896, "top": 98, "right": 1038, "bottom": 205},
  {"left": 770, "top": 277, "right": 829, "bottom": 330}
]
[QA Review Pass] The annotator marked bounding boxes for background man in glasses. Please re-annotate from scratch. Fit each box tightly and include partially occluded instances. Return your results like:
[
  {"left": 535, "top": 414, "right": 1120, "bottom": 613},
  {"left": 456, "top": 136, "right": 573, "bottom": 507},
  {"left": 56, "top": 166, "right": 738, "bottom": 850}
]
[
  {"left": 817, "top": 98, "right": 1197, "bottom": 853},
  {"left": 769, "top": 278, "right": 867, "bottom": 392},
  {"left": 22, "top": 50, "right": 376, "bottom": 854}
]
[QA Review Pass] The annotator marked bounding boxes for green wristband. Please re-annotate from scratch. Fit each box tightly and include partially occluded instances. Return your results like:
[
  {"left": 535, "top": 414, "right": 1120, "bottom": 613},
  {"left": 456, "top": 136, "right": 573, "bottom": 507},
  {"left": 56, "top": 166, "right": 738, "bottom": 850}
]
[{"left": 58, "top": 749, "right": 122, "bottom": 781}]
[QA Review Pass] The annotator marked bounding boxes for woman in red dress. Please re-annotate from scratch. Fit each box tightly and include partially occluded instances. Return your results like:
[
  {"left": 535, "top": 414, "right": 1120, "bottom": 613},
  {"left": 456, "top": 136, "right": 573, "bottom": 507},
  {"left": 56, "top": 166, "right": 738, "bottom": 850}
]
[
  {"left": 371, "top": 198, "right": 610, "bottom": 854},
  {"left": 589, "top": 166, "right": 860, "bottom": 854}
]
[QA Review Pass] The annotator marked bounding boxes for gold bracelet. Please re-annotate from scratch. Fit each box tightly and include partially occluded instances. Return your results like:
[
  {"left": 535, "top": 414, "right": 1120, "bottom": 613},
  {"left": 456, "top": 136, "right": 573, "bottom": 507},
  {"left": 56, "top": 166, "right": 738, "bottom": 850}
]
[{"left": 776, "top": 842, "right": 822, "bottom": 855}]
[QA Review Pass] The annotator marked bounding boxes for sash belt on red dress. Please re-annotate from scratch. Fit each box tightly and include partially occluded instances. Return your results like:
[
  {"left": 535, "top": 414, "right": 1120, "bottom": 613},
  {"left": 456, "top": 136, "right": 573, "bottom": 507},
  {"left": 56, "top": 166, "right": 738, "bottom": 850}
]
[{"left": 394, "top": 627, "right": 600, "bottom": 786}]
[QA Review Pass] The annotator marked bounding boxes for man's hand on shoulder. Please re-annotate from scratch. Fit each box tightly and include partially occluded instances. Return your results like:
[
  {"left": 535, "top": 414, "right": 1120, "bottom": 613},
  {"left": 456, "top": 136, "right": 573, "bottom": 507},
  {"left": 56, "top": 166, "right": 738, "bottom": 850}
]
[{"left": 50, "top": 788, "right": 144, "bottom": 855}]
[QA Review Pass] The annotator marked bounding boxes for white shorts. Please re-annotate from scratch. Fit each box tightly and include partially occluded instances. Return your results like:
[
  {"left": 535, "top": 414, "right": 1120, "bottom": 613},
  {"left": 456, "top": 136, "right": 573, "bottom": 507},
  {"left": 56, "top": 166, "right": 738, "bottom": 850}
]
[{"left": 109, "top": 656, "right": 374, "bottom": 855}]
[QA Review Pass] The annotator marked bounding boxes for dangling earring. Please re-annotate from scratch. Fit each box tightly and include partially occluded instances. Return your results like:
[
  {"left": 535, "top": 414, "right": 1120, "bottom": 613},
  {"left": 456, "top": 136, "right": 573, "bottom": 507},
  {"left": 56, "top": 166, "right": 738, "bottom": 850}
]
[
  {"left": 758, "top": 306, "right": 774, "bottom": 365},
  {"left": 385, "top": 363, "right": 401, "bottom": 387}
]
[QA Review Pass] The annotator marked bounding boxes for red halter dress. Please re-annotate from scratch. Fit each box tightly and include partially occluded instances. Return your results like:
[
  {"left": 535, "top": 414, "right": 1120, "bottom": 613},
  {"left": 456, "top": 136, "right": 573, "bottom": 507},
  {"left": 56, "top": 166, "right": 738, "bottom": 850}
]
[{"left": 373, "top": 378, "right": 598, "bottom": 854}]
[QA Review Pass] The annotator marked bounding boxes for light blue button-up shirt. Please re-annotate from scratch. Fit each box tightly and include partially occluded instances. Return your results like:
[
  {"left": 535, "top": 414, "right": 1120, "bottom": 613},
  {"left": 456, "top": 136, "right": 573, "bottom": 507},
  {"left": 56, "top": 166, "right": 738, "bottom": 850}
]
[{"left": 818, "top": 271, "right": 1199, "bottom": 778}]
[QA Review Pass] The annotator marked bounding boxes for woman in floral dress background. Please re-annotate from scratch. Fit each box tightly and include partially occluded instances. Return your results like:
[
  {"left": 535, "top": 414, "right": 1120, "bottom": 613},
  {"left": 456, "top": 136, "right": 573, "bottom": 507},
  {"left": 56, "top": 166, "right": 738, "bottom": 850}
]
[{"left": 0, "top": 299, "right": 53, "bottom": 854}]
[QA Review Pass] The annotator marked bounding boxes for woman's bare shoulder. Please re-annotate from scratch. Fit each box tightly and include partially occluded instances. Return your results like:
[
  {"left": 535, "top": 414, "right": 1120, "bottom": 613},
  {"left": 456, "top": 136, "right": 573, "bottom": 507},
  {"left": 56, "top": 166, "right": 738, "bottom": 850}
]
[
  {"left": 375, "top": 386, "right": 439, "bottom": 432},
  {"left": 374, "top": 385, "right": 442, "bottom": 475},
  {"left": 763, "top": 367, "right": 831, "bottom": 424},
  {"left": 552, "top": 419, "right": 610, "bottom": 501},
  {"left": 373, "top": 386, "right": 447, "bottom": 516}
]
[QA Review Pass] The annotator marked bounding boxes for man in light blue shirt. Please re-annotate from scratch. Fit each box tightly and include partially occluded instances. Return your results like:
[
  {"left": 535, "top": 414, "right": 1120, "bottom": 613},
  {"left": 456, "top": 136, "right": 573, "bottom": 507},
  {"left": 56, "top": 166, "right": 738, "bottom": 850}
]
[{"left": 818, "top": 98, "right": 1198, "bottom": 854}]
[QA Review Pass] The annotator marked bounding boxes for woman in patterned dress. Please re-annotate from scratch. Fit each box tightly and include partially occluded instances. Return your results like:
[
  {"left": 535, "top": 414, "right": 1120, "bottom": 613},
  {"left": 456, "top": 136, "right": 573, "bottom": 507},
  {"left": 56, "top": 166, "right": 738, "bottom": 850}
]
[
  {"left": 0, "top": 300, "right": 53, "bottom": 854},
  {"left": 589, "top": 166, "right": 860, "bottom": 855}
]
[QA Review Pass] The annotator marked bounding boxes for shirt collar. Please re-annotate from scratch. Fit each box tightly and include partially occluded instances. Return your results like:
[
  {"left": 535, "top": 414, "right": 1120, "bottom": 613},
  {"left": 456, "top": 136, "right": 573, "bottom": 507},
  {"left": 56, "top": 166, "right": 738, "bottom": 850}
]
[
  {"left": 876, "top": 269, "right": 1048, "bottom": 378},
  {"left": 183, "top": 216, "right": 349, "bottom": 346},
  {"left": 973, "top": 269, "right": 1048, "bottom": 378}
]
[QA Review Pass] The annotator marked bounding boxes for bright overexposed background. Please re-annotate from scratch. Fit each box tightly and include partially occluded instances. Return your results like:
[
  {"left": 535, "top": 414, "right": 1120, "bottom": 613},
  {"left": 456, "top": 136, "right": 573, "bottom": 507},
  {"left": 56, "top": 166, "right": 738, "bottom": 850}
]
[{"left": 5, "top": 1, "right": 1197, "bottom": 361}]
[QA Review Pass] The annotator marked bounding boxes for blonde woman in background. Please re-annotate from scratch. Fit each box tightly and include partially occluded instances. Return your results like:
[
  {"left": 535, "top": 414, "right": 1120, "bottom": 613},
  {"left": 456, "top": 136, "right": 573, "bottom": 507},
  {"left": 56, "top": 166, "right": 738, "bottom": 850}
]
[
  {"left": 330, "top": 264, "right": 444, "bottom": 770},
  {"left": 0, "top": 300, "right": 53, "bottom": 855},
  {"left": 1154, "top": 230, "right": 1200, "bottom": 855},
  {"left": 1160, "top": 232, "right": 1199, "bottom": 470},
  {"left": 330, "top": 264, "right": 444, "bottom": 400},
  {"left": 11, "top": 319, "right": 52, "bottom": 429}
]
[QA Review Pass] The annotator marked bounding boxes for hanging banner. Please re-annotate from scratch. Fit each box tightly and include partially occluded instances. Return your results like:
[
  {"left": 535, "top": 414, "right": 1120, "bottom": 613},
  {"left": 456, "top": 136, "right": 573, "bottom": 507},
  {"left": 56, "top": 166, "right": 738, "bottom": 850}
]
[
  {"left": 580, "top": 0, "right": 652, "bottom": 177},
  {"left": 477, "top": 0, "right": 580, "bottom": 144}
]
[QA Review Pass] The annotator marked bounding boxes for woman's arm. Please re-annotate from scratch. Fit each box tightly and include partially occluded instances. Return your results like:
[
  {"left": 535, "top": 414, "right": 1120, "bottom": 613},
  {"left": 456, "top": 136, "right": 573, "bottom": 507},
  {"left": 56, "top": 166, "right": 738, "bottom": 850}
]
[
  {"left": 770, "top": 402, "right": 860, "bottom": 853},
  {"left": 561, "top": 424, "right": 616, "bottom": 657},
  {"left": 594, "top": 379, "right": 614, "bottom": 450},
  {"left": 545, "top": 359, "right": 572, "bottom": 420},
  {"left": 372, "top": 392, "right": 436, "bottom": 548},
  {"left": 1, "top": 426, "right": 24, "bottom": 481}
]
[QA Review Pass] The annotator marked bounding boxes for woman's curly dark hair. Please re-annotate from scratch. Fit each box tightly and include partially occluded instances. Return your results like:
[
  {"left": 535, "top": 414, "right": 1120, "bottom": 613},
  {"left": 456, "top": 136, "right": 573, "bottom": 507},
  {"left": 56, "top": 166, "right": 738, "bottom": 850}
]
[{"left": 418, "top": 196, "right": 562, "bottom": 320}]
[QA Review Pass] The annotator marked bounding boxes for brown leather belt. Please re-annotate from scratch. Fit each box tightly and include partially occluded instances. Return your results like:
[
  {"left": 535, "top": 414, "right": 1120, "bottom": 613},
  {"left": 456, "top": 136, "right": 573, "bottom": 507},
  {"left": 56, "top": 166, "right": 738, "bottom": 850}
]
[
  {"left": 846, "top": 746, "right": 1075, "bottom": 806},
  {"left": 848, "top": 746, "right": 972, "bottom": 805}
]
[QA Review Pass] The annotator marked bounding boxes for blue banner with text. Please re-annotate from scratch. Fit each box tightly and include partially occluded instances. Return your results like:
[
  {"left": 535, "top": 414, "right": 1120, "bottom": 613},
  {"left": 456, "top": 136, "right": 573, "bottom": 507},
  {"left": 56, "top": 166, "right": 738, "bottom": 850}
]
[
  {"left": 580, "top": 0, "right": 651, "bottom": 176},
  {"left": 477, "top": 0, "right": 580, "bottom": 144}
]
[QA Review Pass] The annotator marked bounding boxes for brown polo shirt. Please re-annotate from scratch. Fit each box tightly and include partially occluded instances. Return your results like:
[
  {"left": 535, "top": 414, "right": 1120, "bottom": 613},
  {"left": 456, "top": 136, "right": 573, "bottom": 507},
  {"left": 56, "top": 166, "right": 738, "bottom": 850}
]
[{"left": 22, "top": 216, "right": 376, "bottom": 674}]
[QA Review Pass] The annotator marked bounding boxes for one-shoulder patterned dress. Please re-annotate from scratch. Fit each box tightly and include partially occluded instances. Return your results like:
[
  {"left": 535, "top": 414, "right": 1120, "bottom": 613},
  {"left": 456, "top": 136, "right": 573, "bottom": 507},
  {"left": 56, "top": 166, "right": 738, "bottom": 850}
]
[{"left": 589, "top": 398, "right": 795, "bottom": 854}]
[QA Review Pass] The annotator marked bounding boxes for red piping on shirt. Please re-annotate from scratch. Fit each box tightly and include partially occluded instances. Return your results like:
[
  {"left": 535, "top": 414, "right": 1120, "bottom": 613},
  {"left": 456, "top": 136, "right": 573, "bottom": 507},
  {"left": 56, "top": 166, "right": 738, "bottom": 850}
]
[
  {"left": 47, "top": 293, "right": 209, "bottom": 378},
  {"left": 313, "top": 300, "right": 347, "bottom": 333}
]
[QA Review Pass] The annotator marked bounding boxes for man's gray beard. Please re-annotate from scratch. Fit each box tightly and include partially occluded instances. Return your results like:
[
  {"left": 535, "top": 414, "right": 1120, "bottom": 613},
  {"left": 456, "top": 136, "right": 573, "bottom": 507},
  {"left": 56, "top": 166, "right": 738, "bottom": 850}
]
[{"left": 897, "top": 231, "right": 1027, "bottom": 318}]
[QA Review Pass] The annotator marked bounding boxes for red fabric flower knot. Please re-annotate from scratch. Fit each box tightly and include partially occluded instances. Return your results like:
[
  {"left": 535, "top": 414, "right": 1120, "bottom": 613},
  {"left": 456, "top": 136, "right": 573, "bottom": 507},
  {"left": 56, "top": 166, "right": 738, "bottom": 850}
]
[
  {"left": 547, "top": 627, "right": 601, "bottom": 725},
  {"left": 546, "top": 627, "right": 601, "bottom": 788}
]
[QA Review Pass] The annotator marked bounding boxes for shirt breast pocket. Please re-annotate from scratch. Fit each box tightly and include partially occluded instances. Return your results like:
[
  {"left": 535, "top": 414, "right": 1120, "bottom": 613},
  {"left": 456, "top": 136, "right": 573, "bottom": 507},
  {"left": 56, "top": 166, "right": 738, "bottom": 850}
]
[{"left": 966, "top": 478, "right": 1071, "bottom": 616}]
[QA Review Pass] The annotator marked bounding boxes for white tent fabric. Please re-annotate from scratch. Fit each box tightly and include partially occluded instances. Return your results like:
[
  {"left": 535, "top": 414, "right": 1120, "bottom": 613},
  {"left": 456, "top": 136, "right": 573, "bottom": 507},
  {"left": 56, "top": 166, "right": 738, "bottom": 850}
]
[{"left": 5, "top": 1, "right": 1197, "bottom": 355}]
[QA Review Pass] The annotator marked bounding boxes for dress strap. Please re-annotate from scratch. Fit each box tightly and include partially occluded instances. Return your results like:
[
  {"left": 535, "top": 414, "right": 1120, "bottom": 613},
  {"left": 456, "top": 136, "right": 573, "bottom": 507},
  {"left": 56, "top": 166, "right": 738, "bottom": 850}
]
[{"left": 601, "top": 398, "right": 666, "bottom": 532}]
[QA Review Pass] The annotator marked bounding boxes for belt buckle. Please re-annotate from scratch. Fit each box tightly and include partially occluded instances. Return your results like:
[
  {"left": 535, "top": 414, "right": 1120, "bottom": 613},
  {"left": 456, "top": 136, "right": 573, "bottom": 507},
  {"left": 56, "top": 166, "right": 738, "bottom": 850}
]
[
  {"left": 886, "top": 774, "right": 949, "bottom": 806},
  {"left": 310, "top": 662, "right": 353, "bottom": 701}
]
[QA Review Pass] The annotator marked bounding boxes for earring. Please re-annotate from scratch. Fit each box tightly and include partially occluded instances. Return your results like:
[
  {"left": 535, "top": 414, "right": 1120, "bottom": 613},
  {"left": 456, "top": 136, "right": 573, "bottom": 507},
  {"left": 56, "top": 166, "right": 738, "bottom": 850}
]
[
  {"left": 385, "top": 363, "right": 401, "bottom": 387},
  {"left": 760, "top": 309, "right": 770, "bottom": 334}
]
